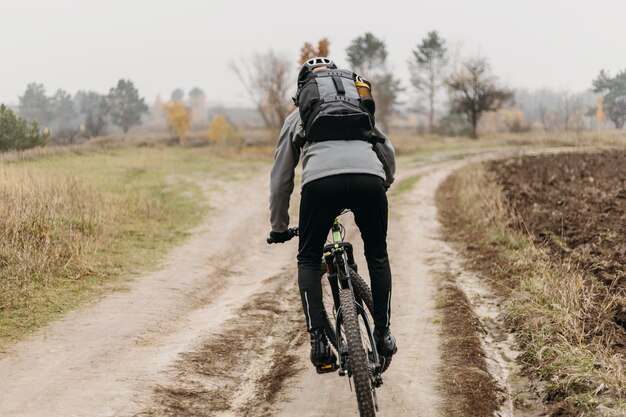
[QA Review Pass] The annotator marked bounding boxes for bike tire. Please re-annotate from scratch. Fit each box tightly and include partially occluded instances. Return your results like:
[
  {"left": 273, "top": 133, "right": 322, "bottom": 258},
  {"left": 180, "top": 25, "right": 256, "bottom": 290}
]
[
  {"left": 339, "top": 287, "right": 377, "bottom": 417},
  {"left": 349, "top": 269, "right": 393, "bottom": 374}
]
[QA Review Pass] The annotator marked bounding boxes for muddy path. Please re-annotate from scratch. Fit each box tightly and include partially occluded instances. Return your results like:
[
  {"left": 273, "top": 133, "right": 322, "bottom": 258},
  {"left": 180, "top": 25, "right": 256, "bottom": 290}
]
[{"left": 0, "top": 149, "right": 559, "bottom": 417}]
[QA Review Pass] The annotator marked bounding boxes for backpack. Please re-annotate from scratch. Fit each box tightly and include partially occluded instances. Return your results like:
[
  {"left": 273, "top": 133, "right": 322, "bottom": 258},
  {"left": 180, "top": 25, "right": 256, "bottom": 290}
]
[{"left": 293, "top": 68, "right": 380, "bottom": 143}]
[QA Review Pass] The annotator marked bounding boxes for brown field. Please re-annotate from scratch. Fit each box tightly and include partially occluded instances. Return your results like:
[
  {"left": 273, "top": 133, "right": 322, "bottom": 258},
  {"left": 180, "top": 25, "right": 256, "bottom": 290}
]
[
  {"left": 438, "top": 149, "right": 626, "bottom": 415},
  {"left": 490, "top": 151, "right": 626, "bottom": 335}
]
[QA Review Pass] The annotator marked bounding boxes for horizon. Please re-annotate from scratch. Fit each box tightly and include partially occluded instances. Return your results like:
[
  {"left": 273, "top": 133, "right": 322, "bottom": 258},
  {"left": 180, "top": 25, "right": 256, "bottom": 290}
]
[{"left": 2, "top": 0, "right": 625, "bottom": 107}]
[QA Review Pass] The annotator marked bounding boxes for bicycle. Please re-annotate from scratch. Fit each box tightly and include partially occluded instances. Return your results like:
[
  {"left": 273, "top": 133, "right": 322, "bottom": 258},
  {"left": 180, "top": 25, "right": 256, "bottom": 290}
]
[{"left": 267, "top": 210, "right": 390, "bottom": 417}]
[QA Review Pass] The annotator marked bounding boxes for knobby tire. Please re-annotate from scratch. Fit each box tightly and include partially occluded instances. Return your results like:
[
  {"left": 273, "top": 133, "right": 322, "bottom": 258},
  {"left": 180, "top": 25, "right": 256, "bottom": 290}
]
[
  {"left": 339, "top": 287, "right": 376, "bottom": 417},
  {"left": 349, "top": 269, "right": 393, "bottom": 374}
]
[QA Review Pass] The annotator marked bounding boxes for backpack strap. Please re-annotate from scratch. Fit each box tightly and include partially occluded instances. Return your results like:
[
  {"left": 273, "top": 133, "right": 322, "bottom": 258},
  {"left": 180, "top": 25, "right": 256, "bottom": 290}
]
[{"left": 331, "top": 76, "right": 345, "bottom": 95}]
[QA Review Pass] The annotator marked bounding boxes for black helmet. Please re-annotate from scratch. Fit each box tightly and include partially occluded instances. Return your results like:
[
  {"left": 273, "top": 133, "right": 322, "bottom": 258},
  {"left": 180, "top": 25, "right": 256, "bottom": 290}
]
[{"left": 298, "top": 57, "right": 337, "bottom": 84}]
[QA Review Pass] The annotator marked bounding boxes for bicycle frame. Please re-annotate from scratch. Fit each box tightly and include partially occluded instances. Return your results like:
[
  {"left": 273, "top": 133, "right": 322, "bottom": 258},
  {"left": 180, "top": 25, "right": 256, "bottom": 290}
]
[{"left": 322, "top": 216, "right": 382, "bottom": 378}]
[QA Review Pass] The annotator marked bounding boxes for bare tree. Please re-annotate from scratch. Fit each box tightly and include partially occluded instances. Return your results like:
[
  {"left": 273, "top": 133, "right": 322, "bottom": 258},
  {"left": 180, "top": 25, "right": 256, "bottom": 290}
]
[
  {"left": 230, "top": 50, "right": 294, "bottom": 130},
  {"left": 446, "top": 57, "right": 513, "bottom": 139}
]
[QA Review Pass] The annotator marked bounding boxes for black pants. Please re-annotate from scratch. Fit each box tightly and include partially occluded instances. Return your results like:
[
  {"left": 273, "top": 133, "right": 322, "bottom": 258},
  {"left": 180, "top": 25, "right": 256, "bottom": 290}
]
[{"left": 297, "top": 174, "right": 392, "bottom": 331}]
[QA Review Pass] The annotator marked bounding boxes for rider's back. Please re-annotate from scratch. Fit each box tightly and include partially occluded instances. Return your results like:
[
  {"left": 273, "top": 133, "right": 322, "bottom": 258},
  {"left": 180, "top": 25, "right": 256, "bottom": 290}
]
[{"left": 283, "top": 110, "right": 393, "bottom": 187}]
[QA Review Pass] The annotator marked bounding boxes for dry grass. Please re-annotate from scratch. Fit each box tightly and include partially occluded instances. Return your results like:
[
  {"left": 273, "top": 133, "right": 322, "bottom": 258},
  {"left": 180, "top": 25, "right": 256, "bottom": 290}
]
[
  {"left": 390, "top": 129, "right": 626, "bottom": 161},
  {"left": 0, "top": 147, "right": 267, "bottom": 346},
  {"left": 437, "top": 163, "right": 626, "bottom": 415}
]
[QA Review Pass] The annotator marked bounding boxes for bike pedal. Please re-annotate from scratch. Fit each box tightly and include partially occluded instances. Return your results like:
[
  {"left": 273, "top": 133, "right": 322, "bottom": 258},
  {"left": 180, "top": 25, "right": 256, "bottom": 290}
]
[{"left": 316, "top": 363, "right": 338, "bottom": 374}]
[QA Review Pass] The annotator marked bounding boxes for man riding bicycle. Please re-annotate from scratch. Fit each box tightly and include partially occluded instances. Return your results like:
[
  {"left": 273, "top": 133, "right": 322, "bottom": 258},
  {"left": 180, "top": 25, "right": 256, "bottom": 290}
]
[{"left": 268, "top": 57, "right": 397, "bottom": 371}]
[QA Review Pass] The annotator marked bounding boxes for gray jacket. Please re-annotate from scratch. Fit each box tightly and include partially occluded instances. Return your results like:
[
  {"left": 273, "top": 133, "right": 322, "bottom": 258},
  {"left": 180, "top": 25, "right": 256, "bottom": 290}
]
[{"left": 269, "top": 110, "right": 396, "bottom": 232}]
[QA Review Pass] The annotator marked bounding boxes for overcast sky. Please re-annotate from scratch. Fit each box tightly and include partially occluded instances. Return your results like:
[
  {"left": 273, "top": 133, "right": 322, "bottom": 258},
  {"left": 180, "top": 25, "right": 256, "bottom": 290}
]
[{"left": 1, "top": 0, "right": 624, "bottom": 107}]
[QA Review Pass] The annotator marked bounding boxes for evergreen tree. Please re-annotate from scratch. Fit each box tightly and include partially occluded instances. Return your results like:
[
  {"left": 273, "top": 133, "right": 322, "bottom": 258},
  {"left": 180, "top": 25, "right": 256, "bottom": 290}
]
[
  {"left": 170, "top": 88, "right": 185, "bottom": 102},
  {"left": 0, "top": 104, "right": 48, "bottom": 151},
  {"left": 346, "top": 33, "right": 402, "bottom": 129},
  {"left": 108, "top": 79, "right": 148, "bottom": 133},
  {"left": 18, "top": 83, "right": 52, "bottom": 126},
  {"left": 346, "top": 32, "right": 388, "bottom": 77},
  {"left": 409, "top": 31, "right": 448, "bottom": 134},
  {"left": 592, "top": 69, "right": 626, "bottom": 129},
  {"left": 75, "top": 90, "right": 110, "bottom": 137},
  {"left": 50, "top": 89, "right": 78, "bottom": 137}
]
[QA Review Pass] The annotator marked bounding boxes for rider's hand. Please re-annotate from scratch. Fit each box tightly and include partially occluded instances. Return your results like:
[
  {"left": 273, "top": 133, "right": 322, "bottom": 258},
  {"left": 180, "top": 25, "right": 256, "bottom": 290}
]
[
  {"left": 267, "top": 227, "right": 298, "bottom": 244},
  {"left": 269, "top": 230, "right": 293, "bottom": 243}
]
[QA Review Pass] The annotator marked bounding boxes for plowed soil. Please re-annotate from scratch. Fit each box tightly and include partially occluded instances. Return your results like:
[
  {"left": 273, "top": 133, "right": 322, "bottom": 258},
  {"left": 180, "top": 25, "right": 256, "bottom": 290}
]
[{"left": 489, "top": 150, "right": 626, "bottom": 328}]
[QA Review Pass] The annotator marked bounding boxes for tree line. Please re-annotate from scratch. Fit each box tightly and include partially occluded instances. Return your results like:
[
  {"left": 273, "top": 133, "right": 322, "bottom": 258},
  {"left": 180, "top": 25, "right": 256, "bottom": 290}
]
[
  {"left": 3, "top": 31, "right": 626, "bottom": 151},
  {"left": 232, "top": 31, "right": 626, "bottom": 139},
  {"left": 0, "top": 79, "right": 151, "bottom": 151},
  {"left": 231, "top": 32, "right": 514, "bottom": 139}
]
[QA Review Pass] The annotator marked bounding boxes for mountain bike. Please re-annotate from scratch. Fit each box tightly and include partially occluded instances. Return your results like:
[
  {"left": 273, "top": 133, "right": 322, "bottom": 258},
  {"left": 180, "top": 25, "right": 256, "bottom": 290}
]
[{"left": 268, "top": 210, "right": 390, "bottom": 416}]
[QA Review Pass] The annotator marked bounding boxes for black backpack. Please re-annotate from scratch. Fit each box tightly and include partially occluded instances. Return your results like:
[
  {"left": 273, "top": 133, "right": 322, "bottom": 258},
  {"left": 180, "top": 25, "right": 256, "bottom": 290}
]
[{"left": 293, "top": 68, "right": 380, "bottom": 143}]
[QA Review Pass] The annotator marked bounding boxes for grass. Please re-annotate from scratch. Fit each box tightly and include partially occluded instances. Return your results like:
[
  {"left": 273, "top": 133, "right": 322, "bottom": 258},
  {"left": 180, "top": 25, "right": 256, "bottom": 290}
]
[
  {"left": 390, "top": 130, "right": 626, "bottom": 171},
  {"left": 0, "top": 146, "right": 266, "bottom": 347},
  {"left": 437, "top": 162, "right": 626, "bottom": 415},
  {"left": 391, "top": 173, "right": 422, "bottom": 196}
]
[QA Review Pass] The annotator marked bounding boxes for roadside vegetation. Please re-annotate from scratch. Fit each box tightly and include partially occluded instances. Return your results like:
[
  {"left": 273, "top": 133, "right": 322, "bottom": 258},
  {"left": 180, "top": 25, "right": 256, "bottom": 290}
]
[
  {"left": 437, "top": 154, "right": 626, "bottom": 415},
  {"left": 0, "top": 145, "right": 264, "bottom": 347}
]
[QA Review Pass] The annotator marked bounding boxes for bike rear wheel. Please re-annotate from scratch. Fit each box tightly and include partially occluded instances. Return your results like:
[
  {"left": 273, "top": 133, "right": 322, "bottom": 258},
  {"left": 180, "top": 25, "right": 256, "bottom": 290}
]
[{"left": 339, "top": 287, "right": 377, "bottom": 417}]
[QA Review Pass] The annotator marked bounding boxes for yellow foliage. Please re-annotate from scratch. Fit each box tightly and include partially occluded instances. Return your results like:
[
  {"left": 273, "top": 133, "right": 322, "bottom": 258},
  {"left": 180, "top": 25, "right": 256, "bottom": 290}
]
[
  {"left": 207, "top": 114, "right": 242, "bottom": 147},
  {"left": 596, "top": 97, "right": 606, "bottom": 125},
  {"left": 299, "top": 38, "right": 330, "bottom": 64},
  {"left": 163, "top": 101, "right": 191, "bottom": 144}
]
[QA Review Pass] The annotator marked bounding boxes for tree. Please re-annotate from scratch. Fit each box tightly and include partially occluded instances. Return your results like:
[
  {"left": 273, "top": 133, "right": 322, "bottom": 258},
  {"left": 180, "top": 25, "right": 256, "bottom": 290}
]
[
  {"left": 230, "top": 50, "right": 293, "bottom": 130},
  {"left": 151, "top": 95, "right": 165, "bottom": 124},
  {"left": 446, "top": 57, "right": 513, "bottom": 139},
  {"left": 75, "top": 90, "right": 109, "bottom": 137},
  {"left": 50, "top": 89, "right": 78, "bottom": 140},
  {"left": 409, "top": 31, "right": 448, "bottom": 134},
  {"left": 171, "top": 88, "right": 185, "bottom": 102},
  {"left": 596, "top": 97, "right": 606, "bottom": 126},
  {"left": 346, "top": 32, "right": 387, "bottom": 76},
  {"left": 163, "top": 101, "right": 191, "bottom": 144},
  {"left": 346, "top": 33, "right": 402, "bottom": 129},
  {"left": 188, "top": 87, "right": 206, "bottom": 123},
  {"left": 107, "top": 79, "right": 148, "bottom": 133},
  {"left": 18, "top": 83, "right": 52, "bottom": 126},
  {"left": 299, "top": 38, "right": 330, "bottom": 63},
  {"left": 207, "top": 114, "right": 241, "bottom": 147},
  {"left": 0, "top": 104, "right": 48, "bottom": 151},
  {"left": 373, "top": 73, "right": 403, "bottom": 129},
  {"left": 592, "top": 69, "right": 626, "bottom": 129},
  {"left": 557, "top": 91, "right": 587, "bottom": 131}
]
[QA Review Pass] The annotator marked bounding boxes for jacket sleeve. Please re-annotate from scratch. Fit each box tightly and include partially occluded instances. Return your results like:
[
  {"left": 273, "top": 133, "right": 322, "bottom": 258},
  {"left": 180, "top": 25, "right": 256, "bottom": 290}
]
[
  {"left": 372, "top": 124, "right": 396, "bottom": 189},
  {"left": 269, "top": 114, "right": 302, "bottom": 232}
]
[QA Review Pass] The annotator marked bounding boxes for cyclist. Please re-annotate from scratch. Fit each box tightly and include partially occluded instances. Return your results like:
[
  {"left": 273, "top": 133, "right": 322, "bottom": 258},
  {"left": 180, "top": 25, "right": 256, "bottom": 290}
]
[{"left": 268, "top": 57, "right": 397, "bottom": 372}]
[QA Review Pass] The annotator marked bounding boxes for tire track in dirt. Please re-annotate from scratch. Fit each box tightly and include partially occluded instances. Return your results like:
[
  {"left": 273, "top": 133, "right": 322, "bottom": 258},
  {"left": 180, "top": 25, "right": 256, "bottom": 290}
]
[
  {"left": 271, "top": 160, "right": 466, "bottom": 417},
  {"left": 139, "top": 274, "right": 307, "bottom": 417},
  {"left": 0, "top": 169, "right": 298, "bottom": 417},
  {"left": 272, "top": 150, "right": 566, "bottom": 417}
]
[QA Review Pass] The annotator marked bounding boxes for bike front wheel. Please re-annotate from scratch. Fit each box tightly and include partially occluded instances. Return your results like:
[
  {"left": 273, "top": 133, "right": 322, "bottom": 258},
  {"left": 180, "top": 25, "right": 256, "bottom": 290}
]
[{"left": 339, "top": 287, "right": 377, "bottom": 417}]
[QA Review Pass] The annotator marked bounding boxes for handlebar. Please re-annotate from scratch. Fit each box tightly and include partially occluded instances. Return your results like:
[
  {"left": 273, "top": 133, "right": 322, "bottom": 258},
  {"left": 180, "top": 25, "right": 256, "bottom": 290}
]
[{"left": 266, "top": 227, "right": 299, "bottom": 244}]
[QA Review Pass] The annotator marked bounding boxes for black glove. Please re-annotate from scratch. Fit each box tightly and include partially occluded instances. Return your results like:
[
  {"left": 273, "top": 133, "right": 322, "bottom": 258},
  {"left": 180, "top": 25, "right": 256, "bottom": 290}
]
[{"left": 267, "top": 228, "right": 298, "bottom": 244}]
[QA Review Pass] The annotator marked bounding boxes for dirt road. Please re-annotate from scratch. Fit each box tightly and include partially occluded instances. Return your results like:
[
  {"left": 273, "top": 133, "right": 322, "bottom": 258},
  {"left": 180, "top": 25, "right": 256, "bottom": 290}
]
[{"left": 0, "top": 152, "right": 531, "bottom": 417}]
